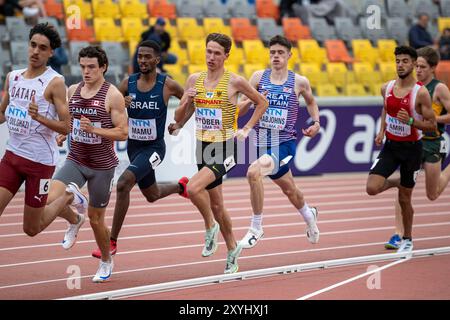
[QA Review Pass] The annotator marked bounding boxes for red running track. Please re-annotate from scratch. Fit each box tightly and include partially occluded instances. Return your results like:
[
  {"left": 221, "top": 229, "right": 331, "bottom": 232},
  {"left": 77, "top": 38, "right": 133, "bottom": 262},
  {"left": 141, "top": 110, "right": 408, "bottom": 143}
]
[{"left": 0, "top": 173, "right": 449, "bottom": 300}]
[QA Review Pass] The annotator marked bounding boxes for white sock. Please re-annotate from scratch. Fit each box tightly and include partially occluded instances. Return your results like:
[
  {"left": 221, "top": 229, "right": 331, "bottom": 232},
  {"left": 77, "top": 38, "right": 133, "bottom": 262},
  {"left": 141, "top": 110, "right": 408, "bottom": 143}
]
[
  {"left": 251, "top": 214, "right": 263, "bottom": 231},
  {"left": 298, "top": 203, "right": 314, "bottom": 225}
]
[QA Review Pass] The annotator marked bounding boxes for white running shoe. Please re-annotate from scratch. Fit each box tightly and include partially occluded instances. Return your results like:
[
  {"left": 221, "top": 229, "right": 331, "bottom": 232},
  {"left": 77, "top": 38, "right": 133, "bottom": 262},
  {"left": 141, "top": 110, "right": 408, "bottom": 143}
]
[
  {"left": 92, "top": 259, "right": 114, "bottom": 283},
  {"left": 397, "top": 239, "right": 413, "bottom": 254},
  {"left": 62, "top": 213, "right": 86, "bottom": 250},
  {"left": 202, "top": 222, "right": 220, "bottom": 257},
  {"left": 306, "top": 207, "right": 320, "bottom": 244},
  {"left": 66, "top": 182, "right": 88, "bottom": 215},
  {"left": 240, "top": 227, "right": 264, "bottom": 249}
]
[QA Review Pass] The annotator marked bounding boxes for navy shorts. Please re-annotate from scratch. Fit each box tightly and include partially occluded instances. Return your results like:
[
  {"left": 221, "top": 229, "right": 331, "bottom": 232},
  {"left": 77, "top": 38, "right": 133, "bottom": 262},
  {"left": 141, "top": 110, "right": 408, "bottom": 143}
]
[
  {"left": 127, "top": 139, "right": 166, "bottom": 189},
  {"left": 257, "top": 139, "right": 297, "bottom": 180}
]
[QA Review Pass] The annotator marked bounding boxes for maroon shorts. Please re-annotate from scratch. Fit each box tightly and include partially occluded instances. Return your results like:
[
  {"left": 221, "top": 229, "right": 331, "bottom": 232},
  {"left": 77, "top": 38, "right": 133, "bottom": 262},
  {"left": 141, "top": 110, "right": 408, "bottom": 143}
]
[{"left": 0, "top": 151, "right": 55, "bottom": 208}]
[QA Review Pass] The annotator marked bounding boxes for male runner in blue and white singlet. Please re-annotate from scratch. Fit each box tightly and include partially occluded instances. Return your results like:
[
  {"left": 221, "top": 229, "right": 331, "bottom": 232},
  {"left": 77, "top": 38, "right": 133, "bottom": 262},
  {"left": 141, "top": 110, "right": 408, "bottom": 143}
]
[{"left": 238, "top": 35, "right": 321, "bottom": 249}]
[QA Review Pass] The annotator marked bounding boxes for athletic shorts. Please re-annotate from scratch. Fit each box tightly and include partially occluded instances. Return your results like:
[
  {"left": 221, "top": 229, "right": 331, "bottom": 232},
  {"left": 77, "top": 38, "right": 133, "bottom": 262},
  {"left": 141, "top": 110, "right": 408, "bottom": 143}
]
[
  {"left": 53, "top": 160, "right": 115, "bottom": 208},
  {"left": 257, "top": 139, "right": 297, "bottom": 180},
  {"left": 127, "top": 139, "right": 166, "bottom": 190},
  {"left": 0, "top": 151, "right": 55, "bottom": 208},
  {"left": 196, "top": 139, "right": 237, "bottom": 190},
  {"left": 369, "top": 139, "right": 423, "bottom": 188},
  {"left": 422, "top": 137, "right": 447, "bottom": 164}
]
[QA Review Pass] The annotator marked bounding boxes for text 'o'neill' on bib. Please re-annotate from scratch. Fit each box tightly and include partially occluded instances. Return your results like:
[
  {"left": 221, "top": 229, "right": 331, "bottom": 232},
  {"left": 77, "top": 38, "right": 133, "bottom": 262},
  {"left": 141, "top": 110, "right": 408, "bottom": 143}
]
[
  {"left": 6, "top": 105, "right": 32, "bottom": 135},
  {"left": 72, "top": 118, "right": 102, "bottom": 144},
  {"left": 195, "top": 107, "right": 222, "bottom": 131},
  {"left": 386, "top": 114, "right": 411, "bottom": 137},
  {"left": 259, "top": 107, "right": 288, "bottom": 130},
  {"left": 128, "top": 118, "right": 157, "bottom": 141}
]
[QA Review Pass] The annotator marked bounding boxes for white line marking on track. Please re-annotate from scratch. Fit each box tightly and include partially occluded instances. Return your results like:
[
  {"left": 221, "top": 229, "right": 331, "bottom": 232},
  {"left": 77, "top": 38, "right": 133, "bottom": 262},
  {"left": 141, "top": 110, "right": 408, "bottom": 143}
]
[{"left": 297, "top": 258, "right": 409, "bottom": 300}]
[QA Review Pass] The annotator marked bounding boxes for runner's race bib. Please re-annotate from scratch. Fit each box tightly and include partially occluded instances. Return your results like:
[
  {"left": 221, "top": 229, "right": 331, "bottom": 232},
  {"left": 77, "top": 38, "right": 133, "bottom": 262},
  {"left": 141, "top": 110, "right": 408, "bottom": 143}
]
[
  {"left": 259, "top": 107, "right": 288, "bottom": 130},
  {"left": 195, "top": 108, "right": 222, "bottom": 131},
  {"left": 128, "top": 118, "right": 157, "bottom": 141},
  {"left": 6, "top": 105, "right": 32, "bottom": 135},
  {"left": 385, "top": 114, "right": 411, "bottom": 137},
  {"left": 71, "top": 118, "right": 102, "bottom": 144}
]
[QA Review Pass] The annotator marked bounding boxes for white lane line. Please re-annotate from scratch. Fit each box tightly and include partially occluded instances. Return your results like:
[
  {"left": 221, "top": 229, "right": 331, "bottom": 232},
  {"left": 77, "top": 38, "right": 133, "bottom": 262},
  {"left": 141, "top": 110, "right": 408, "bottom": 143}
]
[
  {"left": 0, "top": 235, "right": 447, "bottom": 291},
  {"left": 297, "top": 258, "right": 409, "bottom": 300}
]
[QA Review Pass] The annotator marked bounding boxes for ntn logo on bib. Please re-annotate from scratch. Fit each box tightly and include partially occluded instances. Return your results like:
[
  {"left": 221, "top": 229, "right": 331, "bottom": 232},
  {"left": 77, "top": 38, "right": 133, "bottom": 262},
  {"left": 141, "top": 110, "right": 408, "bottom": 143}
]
[
  {"left": 259, "top": 108, "right": 288, "bottom": 130},
  {"left": 6, "top": 105, "right": 32, "bottom": 135}
]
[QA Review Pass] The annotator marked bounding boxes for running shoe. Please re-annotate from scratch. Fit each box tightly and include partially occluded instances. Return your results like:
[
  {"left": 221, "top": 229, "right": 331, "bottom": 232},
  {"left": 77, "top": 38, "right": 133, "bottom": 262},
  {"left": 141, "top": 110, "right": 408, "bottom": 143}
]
[
  {"left": 240, "top": 227, "right": 264, "bottom": 249},
  {"left": 385, "top": 234, "right": 402, "bottom": 250},
  {"left": 224, "top": 243, "right": 243, "bottom": 274},
  {"left": 397, "top": 239, "right": 413, "bottom": 254},
  {"left": 92, "top": 239, "right": 118, "bottom": 259},
  {"left": 62, "top": 213, "right": 85, "bottom": 250},
  {"left": 306, "top": 207, "right": 320, "bottom": 244},
  {"left": 92, "top": 259, "right": 114, "bottom": 283},
  {"left": 178, "top": 176, "right": 189, "bottom": 198},
  {"left": 66, "top": 182, "right": 88, "bottom": 215},
  {"left": 202, "top": 222, "right": 219, "bottom": 257}
]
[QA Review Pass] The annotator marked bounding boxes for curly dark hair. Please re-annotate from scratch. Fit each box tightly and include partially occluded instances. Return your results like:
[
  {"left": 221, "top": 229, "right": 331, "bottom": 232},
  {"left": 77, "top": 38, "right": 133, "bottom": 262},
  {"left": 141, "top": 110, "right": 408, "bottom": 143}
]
[
  {"left": 394, "top": 46, "right": 418, "bottom": 61},
  {"left": 78, "top": 46, "right": 109, "bottom": 74},
  {"left": 29, "top": 23, "right": 61, "bottom": 49}
]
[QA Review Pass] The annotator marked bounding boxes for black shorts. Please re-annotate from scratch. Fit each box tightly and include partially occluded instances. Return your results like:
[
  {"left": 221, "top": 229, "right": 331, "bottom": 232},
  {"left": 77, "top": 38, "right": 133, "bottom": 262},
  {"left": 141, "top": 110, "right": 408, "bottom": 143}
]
[
  {"left": 369, "top": 139, "right": 422, "bottom": 188},
  {"left": 196, "top": 139, "right": 237, "bottom": 190}
]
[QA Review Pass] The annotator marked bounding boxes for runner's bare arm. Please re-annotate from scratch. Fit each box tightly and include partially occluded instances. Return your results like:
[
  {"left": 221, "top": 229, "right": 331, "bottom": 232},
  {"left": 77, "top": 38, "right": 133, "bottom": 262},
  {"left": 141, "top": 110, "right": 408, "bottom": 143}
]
[
  {"left": 30, "top": 77, "right": 71, "bottom": 135},
  {"left": 297, "top": 74, "right": 320, "bottom": 138},
  {"left": 165, "top": 76, "right": 184, "bottom": 102},
  {"left": 435, "top": 83, "right": 450, "bottom": 124},
  {"left": 118, "top": 76, "right": 132, "bottom": 108},
  {"left": 0, "top": 73, "right": 10, "bottom": 124},
  {"left": 80, "top": 86, "right": 128, "bottom": 141},
  {"left": 398, "top": 86, "right": 436, "bottom": 131},
  {"left": 174, "top": 73, "right": 199, "bottom": 123},
  {"left": 375, "top": 83, "right": 388, "bottom": 146},
  {"left": 237, "top": 71, "right": 263, "bottom": 116},
  {"left": 233, "top": 75, "right": 268, "bottom": 139}
]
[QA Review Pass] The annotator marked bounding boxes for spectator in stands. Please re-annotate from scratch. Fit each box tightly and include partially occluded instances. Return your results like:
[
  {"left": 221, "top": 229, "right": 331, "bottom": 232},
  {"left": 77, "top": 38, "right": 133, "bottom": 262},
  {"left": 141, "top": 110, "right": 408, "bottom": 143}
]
[
  {"left": 0, "top": 0, "right": 22, "bottom": 16},
  {"left": 279, "top": 0, "right": 302, "bottom": 20},
  {"left": 132, "top": 17, "right": 177, "bottom": 73},
  {"left": 409, "top": 13, "right": 435, "bottom": 49},
  {"left": 439, "top": 28, "right": 450, "bottom": 60},
  {"left": 292, "top": 0, "right": 357, "bottom": 25},
  {"left": 48, "top": 47, "right": 68, "bottom": 74}
]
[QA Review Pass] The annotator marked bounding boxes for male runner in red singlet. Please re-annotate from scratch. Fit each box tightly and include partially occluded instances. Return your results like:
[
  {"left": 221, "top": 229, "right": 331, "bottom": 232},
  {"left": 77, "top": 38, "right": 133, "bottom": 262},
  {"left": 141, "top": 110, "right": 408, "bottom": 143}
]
[
  {"left": 0, "top": 23, "right": 81, "bottom": 237},
  {"left": 366, "top": 46, "right": 436, "bottom": 253},
  {"left": 50, "top": 46, "right": 128, "bottom": 282}
]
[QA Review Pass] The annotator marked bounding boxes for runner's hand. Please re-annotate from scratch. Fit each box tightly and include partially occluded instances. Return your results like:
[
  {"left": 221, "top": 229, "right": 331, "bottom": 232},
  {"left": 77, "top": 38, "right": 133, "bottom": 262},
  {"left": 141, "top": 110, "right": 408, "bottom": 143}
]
[
  {"left": 302, "top": 122, "right": 320, "bottom": 137},
  {"left": 396, "top": 109, "right": 410, "bottom": 124},
  {"left": 28, "top": 95, "right": 40, "bottom": 120},
  {"left": 375, "top": 131, "right": 384, "bottom": 146},
  {"left": 235, "top": 126, "right": 251, "bottom": 141},
  {"left": 124, "top": 96, "right": 132, "bottom": 108},
  {"left": 168, "top": 122, "right": 182, "bottom": 136},
  {"left": 186, "top": 88, "right": 197, "bottom": 100},
  {"left": 56, "top": 134, "right": 67, "bottom": 147},
  {"left": 80, "top": 116, "right": 94, "bottom": 133}
]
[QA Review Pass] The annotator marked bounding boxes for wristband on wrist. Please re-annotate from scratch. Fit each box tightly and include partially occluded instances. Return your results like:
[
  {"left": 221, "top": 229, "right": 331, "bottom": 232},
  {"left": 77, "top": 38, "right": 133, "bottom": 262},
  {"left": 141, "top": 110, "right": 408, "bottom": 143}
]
[
  {"left": 312, "top": 120, "right": 320, "bottom": 125},
  {"left": 407, "top": 117, "right": 414, "bottom": 126}
]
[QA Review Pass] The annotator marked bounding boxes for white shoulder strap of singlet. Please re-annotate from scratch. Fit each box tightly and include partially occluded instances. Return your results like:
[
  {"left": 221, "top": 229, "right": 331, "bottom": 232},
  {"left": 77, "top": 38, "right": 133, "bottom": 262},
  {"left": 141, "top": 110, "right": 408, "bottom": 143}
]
[
  {"left": 410, "top": 83, "right": 422, "bottom": 114},
  {"left": 384, "top": 80, "right": 395, "bottom": 100}
]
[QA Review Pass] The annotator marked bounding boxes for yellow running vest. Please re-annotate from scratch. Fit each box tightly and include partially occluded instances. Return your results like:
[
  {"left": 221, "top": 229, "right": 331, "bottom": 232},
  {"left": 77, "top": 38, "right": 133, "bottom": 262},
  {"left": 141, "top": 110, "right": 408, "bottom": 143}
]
[{"left": 194, "top": 70, "right": 238, "bottom": 142}]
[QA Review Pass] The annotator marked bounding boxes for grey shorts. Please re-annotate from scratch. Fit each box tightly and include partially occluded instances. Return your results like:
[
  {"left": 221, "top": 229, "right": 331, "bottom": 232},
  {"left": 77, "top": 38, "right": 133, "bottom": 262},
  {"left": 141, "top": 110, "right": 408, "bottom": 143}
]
[{"left": 53, "top": 160, "right": 115, "bottom": 208}]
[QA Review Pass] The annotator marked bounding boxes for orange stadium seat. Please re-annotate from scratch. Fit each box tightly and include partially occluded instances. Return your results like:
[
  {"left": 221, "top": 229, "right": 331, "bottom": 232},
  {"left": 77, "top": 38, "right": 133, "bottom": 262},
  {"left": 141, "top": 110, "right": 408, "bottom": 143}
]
[
  {"left": 435, "top": 61, "right": 450, "bottom": 89},
  {"left": 256, "top": 0, "right": 279, "bottom": 20},
  {"left": 66, "top": 19, "right": 95, "bottom": 42},
  {"left": 230, "top": 18, "right": 259, "bottom": 42},
  {"left": 44, "top": 0, "right": 64, "bottom": 19},
  {"left": 148, "top": 0, "right": 177, "bottom": 19},
  {"left": 282, "top": 17, "right": 308, "bottom": 42},
  {"left": 325, "top": 40, "right": 353, "bottom": 63}
]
